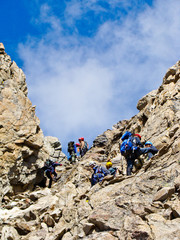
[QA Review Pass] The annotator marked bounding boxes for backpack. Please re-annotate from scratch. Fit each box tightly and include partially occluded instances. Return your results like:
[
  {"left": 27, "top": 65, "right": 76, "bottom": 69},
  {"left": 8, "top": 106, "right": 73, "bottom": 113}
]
[
  {"left": 121, "top": 131, "right": 132, "bottom": 141},
  {"left": 68, "top": 141, "right": 75, "bottom": 153},
  {"left": 91, "top": 174, "right": 102, "bottom": 186},
  {"left": 94, "top": 166, "right": 104, "bottom": 175},
  {"left": 109, "top": 167, "right": 117, "bottom": 176},
  {"left": 120, "top": 138, "right": 134, "bottom": 157},
  {"left": 134, "top": 159, "right": 143, "bottom": 169},
  {"left": 84, "top": 141, "right": 88, "bottom": 150}
]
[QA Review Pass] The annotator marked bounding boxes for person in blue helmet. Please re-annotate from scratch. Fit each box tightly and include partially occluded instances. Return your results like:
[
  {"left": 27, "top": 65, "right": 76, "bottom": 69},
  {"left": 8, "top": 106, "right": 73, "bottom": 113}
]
[{"left": 142, "top": 141, "right": 159, "bottom": 160}]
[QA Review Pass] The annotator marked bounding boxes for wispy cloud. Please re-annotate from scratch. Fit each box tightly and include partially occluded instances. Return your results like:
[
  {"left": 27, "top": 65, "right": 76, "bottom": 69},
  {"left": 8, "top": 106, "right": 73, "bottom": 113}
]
[{"left": 18, "top": 0, "right": 180, "bottom": 150}]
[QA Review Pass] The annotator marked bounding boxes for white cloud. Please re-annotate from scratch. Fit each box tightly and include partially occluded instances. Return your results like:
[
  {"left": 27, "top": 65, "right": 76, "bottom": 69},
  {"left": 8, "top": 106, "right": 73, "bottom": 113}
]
[{"left": 18, "top": 0, "right": 180, "bottom": 151}]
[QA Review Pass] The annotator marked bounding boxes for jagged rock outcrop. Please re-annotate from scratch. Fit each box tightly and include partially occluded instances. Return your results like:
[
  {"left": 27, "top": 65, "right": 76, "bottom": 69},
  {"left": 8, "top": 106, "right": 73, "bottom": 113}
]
[
  {"left": 43, "top": 136, "right": 66, "bottom": 162},
  {"left": 0, "top": 44, "right": 66, "bottom": 201},
  {"left": 0, "top": 45, "right": 179, "bottom": 240}
]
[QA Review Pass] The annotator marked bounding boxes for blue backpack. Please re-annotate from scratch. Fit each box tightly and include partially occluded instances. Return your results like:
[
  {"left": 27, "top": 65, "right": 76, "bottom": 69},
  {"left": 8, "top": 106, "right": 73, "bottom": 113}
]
[
  {"left": 120, "top": 138, "right": 134, "bottom": 156},
  {"left": 121, "top": 131, "right": 132, "bottom": 141}
]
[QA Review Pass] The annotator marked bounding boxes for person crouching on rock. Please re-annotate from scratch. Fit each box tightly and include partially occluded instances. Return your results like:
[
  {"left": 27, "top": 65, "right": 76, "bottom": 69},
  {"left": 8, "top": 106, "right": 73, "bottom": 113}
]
[
  {"left": 142, "top": 141, "right": 159, "bottom": 160},
  {"left": 106, "top": 161, "right": 118, "bottom": 177},
  {"left": 43, "top": 159, "right": 62, "bottom": 188},
  {"left": 89, "top": 161, "right": 110, "bottom": 186}
]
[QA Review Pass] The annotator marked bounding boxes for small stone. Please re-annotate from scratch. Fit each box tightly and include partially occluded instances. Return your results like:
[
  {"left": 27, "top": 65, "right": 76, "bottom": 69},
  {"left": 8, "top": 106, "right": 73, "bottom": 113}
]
[
  {"left": 83, "top": 222, "right": 95, "bottom": 235},
  {"left": 153, "top": 187, "right": 175, "bottom": 202},
  {"left": 23, "top": 210, "right": 36, "bottom": 221},
  {"left": 44, "top": 214, "right": 55, "bottom": 227}
]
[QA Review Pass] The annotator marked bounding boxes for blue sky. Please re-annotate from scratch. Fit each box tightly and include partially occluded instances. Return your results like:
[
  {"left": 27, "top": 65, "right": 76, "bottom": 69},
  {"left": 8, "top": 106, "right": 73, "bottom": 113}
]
[{"left": 1, "top": 0, "right": 180, "bottom": 154}]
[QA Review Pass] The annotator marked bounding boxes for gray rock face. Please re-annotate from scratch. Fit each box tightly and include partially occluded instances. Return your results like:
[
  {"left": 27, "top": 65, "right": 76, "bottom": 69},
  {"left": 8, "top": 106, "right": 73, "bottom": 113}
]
[{"left": 0, "top": 45, "right": 180, "bottom": 240}]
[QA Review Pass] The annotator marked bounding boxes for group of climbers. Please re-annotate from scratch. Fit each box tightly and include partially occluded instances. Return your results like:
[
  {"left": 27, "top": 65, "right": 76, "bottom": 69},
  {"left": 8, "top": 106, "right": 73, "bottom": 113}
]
[
  {"left": 42, "top": 137, "right": 89, "bottom": 188},
  {"left": 42, "top": 131, "right": 158, "bottom": 188},
  {"left": 120, "top": 131, "right": 158, "bottom": 176},
  {"left": 67, "top": 137, "right": 89, "bottom": 163},
  {"left": 89, "top": 131, "right": 158, "bottom": 186}
]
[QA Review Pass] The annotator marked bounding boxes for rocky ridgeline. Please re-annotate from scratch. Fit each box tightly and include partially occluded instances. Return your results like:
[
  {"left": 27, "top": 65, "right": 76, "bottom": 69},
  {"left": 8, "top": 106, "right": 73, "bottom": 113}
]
[
  {"left": 0, "top": 44, "right": 180, "bottom": 240},
  {"left": 0, "top": 43, "right": 66, "bottom": 201}
]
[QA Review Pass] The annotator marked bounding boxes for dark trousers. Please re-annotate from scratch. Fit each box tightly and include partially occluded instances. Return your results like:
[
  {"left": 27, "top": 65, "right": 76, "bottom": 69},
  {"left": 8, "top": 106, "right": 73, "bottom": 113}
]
[
  {"left": 126, "top": 157, "right": 135, "bottom": 176},
  {"left": 80, "top": 147, "right": 88, "bottom": 157},
  {"left": 126, "top": 149, "right": 142, "bottom": 175},
  {"left": 45, "top": 171, "right": 54, "bottom": 188}
]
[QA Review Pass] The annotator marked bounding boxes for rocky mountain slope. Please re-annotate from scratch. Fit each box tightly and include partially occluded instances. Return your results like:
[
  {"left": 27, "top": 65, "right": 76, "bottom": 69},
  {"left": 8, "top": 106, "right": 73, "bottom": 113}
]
[{"left": 0, "top": 43, "right": 180, "bottom": 240}]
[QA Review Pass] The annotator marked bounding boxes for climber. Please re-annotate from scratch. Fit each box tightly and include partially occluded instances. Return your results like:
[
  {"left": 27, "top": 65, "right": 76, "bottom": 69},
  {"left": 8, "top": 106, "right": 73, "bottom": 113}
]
[
  {"left": 131, "top": 134, "right": 144, "bottom": 171},
  {"left": 89, "top": 161, "right": 110, "bottom": 186},
  {"left": 133, "top": 141, "right": 159, "bottom": 170},
  {"left": 43, "top": 159, "right": 62, "bottom": 188},
  {"left": 106, "top": 161, "right": 118, "bottom": 176},
  {"left": 67, "top": 141, "right": 77, "bottom": 163},
  {"left": 132, "top": 133, "right": 144, "bottom": 147},
  {"left": 78, "top": 137, "right": 89, "bottom": 157},
  {"left": 143, "top": 141, "right": 159, "bottom": 160},
  {"left": 120, "top": 131, "right": 144, "bottom": 176}
]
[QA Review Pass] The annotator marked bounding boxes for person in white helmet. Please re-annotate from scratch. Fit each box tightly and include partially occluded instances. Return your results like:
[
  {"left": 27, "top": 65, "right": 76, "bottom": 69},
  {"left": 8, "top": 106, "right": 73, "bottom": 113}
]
[{"left": 89, "top": 161, "right": 110, "bottom": 186}]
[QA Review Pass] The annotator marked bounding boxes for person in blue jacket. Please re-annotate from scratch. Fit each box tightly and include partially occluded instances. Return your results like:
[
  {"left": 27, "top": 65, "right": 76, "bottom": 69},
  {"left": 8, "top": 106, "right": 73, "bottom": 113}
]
[
  {"left": 121, "top": 132, "right": 144, "bottom": 176},
  {"left": 89, "top": 161, "right": 110, "bottom": 186},
  {"left": 141, "top": 141, "right": 158, "bottom": 160},
  {"left": 121, "top": 131, "right": 159, "bottom": 175},
  {"left": 43, "top": 160, "right": 62, "bottom": 188}
]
